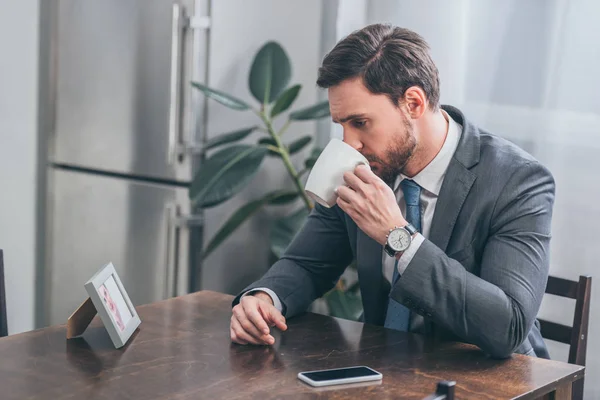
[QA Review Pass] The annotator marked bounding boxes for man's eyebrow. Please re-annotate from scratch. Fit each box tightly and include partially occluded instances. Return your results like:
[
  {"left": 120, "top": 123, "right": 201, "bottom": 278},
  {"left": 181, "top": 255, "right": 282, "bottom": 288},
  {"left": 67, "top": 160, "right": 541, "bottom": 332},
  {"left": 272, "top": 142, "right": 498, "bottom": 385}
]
[{"left": 332, "top": 113, "right": 367, "bottom": 124}]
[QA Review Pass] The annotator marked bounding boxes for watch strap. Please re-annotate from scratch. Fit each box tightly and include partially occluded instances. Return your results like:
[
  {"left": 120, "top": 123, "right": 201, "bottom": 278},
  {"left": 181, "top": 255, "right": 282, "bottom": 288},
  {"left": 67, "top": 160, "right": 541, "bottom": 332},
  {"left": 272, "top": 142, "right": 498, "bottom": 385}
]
[
  {"left": 404, "top": 223, "right": 418, "bottom": 235},
  {"left": 384, "top": 243, "right": 396, "bottom": 257}
]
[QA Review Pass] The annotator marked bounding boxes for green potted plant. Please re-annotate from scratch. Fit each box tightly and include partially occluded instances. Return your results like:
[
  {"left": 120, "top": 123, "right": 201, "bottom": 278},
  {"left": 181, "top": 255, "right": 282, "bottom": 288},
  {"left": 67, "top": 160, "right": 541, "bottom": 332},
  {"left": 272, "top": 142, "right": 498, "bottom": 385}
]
[{"left": 190, "top": 41, "right": 362, "bottom": 321}]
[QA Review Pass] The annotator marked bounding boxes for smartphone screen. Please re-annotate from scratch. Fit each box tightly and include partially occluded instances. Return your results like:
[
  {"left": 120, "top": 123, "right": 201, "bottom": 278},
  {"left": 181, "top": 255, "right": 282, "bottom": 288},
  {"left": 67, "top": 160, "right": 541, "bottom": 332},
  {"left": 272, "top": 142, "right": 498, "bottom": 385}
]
[{"left": 301, "top": 366, "right": 380, "bottom": 382}]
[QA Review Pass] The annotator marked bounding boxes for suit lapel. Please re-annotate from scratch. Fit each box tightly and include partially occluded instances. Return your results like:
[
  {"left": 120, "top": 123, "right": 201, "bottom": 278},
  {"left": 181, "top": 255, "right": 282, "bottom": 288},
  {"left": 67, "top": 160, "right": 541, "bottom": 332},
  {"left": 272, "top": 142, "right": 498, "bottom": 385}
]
[
  {"left": 429, "top": 158, "right": 476, "bottom": 252},
  {"left": 429, "top": 105, "right": 480, "bottom": 252}
]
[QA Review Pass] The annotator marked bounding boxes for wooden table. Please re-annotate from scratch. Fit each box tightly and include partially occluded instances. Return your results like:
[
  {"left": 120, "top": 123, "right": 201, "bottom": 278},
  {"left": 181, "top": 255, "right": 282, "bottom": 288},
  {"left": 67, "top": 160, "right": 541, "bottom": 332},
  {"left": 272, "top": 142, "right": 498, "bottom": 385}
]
[{"left": 0, "top": 291, "right": 583, "bottom": 399}]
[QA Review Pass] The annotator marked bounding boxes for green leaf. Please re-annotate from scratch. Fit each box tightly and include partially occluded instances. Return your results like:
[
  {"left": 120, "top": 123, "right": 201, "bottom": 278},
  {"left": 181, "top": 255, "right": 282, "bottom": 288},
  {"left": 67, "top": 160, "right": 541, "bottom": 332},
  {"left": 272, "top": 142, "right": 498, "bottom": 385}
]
[
  {"left": 191, "top": 81, "right": 250, "bottom": 111},
  {"left": 258, "top": 137, "right": 277, "bottom": 146},
  {"left": 304, "top": 147, "right": 323, "bottom": 169},
  {"left": 268, "top": 191, "right": 299, "bottom": 205},
  {"left": 249, "top": 42, "right": 291, "bottom": 105},
  {"left": 270, "top": 208, "right": 310, "bottom": 258},
  {"left": 202, "top": 190, "right": 297, "bottom": 259},
  {"left": 287, "top": 135, "right": 312, "bottom": 155},
  {"left": 324, "top": 287, "right": 363, "bottom": 321},
  {"left": 270, "top": 84, "right": 301, "bottom": 118},
  {"left": 205, "top": 127, "right": 256, "bottom": 150},
  {"left": 257, "top": 137, "right": 280, "bottom": 156},
  {"left": 289, "top": 101, "right": 330, "bottom": 120},
  {"left": 190, "top": 145, "right": 267, "bottom": 208}
]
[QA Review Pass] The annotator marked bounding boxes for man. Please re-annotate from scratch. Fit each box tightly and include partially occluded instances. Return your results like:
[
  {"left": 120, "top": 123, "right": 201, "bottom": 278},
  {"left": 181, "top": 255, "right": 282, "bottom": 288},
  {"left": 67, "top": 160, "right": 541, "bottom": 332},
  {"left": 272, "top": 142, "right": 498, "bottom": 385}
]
[{"left": 230, "top": 24, "right": 554, "bottom": 359}]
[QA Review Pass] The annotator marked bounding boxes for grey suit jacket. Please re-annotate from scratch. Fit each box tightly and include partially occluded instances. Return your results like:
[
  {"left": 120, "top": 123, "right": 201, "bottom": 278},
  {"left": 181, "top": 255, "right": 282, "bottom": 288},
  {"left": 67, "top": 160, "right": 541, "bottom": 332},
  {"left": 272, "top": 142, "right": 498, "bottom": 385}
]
[{"left": 234, "top": 105, "right": 555, "bottom": 359}]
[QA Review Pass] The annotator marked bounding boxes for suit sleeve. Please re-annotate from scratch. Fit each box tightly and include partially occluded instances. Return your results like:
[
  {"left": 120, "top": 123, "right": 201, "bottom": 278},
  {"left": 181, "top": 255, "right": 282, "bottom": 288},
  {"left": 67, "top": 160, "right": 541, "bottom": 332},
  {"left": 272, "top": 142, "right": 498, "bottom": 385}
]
[
  {"left": 232, "top": 204, "right": 353, "bottom": 318},
  {"left": 393, "top": 161, "right": 555, "bottom": 358}
]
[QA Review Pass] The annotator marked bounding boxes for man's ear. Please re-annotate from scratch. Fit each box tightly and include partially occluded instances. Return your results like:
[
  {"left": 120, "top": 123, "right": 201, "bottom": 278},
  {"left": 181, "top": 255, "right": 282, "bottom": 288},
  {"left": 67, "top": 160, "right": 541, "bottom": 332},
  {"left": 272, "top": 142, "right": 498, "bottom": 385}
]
[{"left": 402, "top": 86, "right": 427, "bottom": 119}]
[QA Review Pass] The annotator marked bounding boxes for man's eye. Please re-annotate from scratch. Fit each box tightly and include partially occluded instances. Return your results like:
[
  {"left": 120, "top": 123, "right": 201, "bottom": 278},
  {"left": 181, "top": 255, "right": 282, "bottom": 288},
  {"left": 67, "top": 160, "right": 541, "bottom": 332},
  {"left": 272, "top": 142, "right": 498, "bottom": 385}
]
[{"left": 353, "top": 120, "right": 366, "bottom": 128}]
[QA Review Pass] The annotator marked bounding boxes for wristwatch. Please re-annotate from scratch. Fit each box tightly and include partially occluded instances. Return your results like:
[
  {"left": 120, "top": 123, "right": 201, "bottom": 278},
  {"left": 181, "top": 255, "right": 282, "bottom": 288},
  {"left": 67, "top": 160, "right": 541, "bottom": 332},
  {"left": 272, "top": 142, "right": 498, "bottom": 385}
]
[{"left": 384, "top": 223, "right": 418, "bottom": 257}]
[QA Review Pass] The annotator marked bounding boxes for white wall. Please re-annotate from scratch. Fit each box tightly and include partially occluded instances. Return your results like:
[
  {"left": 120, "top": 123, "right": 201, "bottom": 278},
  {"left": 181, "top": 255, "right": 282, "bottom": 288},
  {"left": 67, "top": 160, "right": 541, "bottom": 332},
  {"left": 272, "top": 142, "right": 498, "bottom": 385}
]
[
  {"left": 0, "top": 0, "right": 41, "bottom": 334},
  {"left": 200, "top": 0, "right": 324, "bottom": 293}
]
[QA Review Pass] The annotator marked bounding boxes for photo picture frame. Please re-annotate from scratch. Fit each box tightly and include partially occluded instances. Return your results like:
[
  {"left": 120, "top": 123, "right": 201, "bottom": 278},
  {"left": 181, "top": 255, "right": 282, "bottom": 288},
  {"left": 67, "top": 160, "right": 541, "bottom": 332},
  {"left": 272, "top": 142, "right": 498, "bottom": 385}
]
[{"left": 84, "top": 262, "right": 141, "bottom": 348}]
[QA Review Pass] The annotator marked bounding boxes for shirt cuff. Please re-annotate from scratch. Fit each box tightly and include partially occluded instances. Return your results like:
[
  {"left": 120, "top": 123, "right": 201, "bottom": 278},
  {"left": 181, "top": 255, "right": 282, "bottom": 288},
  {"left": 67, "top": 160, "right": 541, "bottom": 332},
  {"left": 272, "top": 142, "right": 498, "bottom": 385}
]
[
  {"left": 241, "top": 287, "right": 283, "bottom": 313},
  {"left": 396, "top": 233, "right": 425, "bottom": 275}
]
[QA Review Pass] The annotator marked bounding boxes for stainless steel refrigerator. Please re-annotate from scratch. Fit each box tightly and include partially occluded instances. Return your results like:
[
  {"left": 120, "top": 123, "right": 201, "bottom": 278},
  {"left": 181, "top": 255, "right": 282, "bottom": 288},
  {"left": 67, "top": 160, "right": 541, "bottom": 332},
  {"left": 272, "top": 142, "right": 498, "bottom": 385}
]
[{"left": 42, "top": 0, "right": 210, "bottom": 326}]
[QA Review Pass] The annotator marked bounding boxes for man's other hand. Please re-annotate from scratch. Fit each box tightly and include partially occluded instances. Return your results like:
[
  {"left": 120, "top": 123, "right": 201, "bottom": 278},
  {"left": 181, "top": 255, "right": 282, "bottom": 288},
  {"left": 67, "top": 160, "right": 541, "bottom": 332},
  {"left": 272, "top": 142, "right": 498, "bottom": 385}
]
[{"left": 230, "top": 292, "right": 287, "bottom": 345}]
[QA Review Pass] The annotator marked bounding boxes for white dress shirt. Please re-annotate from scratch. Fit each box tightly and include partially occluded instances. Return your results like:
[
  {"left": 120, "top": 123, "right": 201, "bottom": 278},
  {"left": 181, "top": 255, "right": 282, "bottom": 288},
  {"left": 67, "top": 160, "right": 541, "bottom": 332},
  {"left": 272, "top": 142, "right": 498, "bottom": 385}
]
[
  {"left": 382, "top": 110, "right": 462, "bottom": 283},
  {"left": 245, "top": 110, "right": 462, "bottom": 312}
]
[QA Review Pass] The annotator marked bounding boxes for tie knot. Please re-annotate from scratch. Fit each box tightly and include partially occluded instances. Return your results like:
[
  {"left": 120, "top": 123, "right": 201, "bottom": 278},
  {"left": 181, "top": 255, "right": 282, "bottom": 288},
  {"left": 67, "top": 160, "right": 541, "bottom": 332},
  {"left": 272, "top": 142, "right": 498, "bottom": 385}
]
[{"left": 400, "top": 179, "right": 421, "bottom": 206}]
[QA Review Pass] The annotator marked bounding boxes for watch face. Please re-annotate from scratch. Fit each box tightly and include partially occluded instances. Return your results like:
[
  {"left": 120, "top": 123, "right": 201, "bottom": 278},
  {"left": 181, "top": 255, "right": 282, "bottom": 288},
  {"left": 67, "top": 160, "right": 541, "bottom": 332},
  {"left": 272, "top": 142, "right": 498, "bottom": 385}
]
[{"left": 388, "top": 228, "right": 411, "bottom": 252}]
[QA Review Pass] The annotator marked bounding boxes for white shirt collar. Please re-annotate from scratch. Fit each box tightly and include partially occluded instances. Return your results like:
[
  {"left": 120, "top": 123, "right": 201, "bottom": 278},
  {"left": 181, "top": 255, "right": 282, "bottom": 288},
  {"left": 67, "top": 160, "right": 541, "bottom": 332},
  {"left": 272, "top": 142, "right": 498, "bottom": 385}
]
[{"left": 394, "top": 110, "right": 461, "bottom": 196}]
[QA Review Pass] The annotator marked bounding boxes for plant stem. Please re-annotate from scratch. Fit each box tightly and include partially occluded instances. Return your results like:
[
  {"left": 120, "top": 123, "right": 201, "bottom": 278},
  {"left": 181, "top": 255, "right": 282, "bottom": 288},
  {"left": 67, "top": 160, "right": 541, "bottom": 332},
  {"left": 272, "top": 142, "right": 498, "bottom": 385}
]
[
  {"left": 265, "top": 145, "right": 281, "bottom": 154},
  {"left": 258, "top": 111, "right": 313, "bottom": 210}
]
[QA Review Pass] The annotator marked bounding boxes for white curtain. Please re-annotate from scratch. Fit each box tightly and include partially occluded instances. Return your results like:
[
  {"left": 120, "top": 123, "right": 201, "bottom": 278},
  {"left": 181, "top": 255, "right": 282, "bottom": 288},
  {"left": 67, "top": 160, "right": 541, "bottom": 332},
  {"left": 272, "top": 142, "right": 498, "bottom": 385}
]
[{"left": 331, "top": 0, "right": 600, "bottom": 396}]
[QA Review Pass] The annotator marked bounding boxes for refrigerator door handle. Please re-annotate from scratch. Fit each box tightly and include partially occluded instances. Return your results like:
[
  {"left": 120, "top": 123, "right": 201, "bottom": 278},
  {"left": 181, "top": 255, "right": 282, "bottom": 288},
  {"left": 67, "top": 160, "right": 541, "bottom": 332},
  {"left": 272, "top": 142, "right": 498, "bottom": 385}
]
[
  {"left": 167, "top": 3, "right": 183, "bottom": 165},
  {"left": 164, "top": 203, "right": 179, "bottom": 298},
  {"left": 164, "top": 204, "right": 204, "bottom": 298}
]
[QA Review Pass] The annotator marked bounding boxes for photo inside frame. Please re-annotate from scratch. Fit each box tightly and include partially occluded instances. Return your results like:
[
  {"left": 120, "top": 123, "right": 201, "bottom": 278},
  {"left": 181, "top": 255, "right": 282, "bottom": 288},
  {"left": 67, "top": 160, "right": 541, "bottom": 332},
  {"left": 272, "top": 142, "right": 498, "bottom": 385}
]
[{"left": 99, "top": 275, "right": 133, "bottom": 331}]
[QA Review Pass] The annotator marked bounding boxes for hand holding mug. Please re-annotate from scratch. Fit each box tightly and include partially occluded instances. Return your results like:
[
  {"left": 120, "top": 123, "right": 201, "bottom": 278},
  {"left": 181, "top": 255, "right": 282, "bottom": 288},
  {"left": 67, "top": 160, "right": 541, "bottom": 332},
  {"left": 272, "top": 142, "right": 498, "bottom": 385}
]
[{"left": 336, "top": 164, "right": 406, "bottom": 245}]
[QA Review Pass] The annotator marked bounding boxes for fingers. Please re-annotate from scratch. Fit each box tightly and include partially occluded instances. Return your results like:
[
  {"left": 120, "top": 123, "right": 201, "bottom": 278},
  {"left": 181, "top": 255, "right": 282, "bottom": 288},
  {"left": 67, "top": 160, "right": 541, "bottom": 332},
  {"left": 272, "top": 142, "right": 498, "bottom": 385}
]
[
  {"left": 230, "top": 294, "right": 289, "bottom": 346},
  {"left": 242, "top": 297, "right": 270, "bottom": 335},
  {"left": 258, "top": 301, "right": 288, "bottom": 332},
  {"left": 354, "top": 163, "right": 377, "bottom": 184},
  {"left": 343, "top": 170, "right": 366, "bottom": 194},
  {"left": 231, "top": 314, "right": 264, "bottom": 345},
  {"left": 336, "top": 195, "right": 352, "bottom": 213},
  {"left": 230, "top": 318, "right": 248, "bottom": 345},
  {"left": 232, "top": 303, "right": 274, "bottom": 345},
  {"left": 335, "top": 185, "right": 361, "bottom": 210}
]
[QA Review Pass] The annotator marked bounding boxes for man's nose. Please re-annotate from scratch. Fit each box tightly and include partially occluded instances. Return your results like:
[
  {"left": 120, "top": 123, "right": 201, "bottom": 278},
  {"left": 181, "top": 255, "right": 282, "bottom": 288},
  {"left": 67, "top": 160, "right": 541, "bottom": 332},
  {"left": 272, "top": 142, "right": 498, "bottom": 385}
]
[{"left": 343, "top": 130, "right": 363, "bottom": 152}]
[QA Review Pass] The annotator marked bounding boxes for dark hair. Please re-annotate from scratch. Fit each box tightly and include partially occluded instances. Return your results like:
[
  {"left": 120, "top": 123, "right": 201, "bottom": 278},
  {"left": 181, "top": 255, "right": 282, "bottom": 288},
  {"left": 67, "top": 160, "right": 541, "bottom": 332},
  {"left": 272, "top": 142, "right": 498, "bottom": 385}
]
[{"left": 317, "top": 24, "right": 440, "bottom": 110}]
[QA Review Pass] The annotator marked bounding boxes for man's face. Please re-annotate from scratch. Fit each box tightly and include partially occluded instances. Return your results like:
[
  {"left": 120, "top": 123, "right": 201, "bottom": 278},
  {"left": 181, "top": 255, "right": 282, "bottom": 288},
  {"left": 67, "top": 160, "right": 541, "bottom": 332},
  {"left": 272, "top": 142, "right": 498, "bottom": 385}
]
[{"left": 328, "top": 77, "right": 417, "bottom": 185}]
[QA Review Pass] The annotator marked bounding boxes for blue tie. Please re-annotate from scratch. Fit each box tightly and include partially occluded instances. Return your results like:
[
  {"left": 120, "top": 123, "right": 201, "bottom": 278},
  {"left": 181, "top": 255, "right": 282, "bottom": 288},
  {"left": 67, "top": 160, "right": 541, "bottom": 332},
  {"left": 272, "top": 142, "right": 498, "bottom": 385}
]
[{"left": 384, "top": 179, "right": 421, "bottom": 331}]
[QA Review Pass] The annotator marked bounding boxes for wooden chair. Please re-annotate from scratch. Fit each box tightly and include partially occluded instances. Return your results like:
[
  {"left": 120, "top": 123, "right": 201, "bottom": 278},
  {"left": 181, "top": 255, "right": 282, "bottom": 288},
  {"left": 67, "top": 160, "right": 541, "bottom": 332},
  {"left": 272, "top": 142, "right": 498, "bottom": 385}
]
[
  {"left": 539, "top": 275, "right": 592, "bottom": 400},
  {"left": 0, "top": 249, "right": 7, "bottom": 337},
  {"left": 423, "top": 381, "right": 455, "bottom": 400}
]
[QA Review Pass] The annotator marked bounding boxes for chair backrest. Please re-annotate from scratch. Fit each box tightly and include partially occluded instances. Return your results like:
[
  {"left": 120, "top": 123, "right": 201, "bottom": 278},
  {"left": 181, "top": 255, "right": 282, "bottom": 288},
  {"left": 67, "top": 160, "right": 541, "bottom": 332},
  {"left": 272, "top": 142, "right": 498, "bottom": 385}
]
[
  {"left": 539, "top": 275, "right": 592, "bottom": 366},
  {"left": 423, "top": 381, "right": 455, "bottom": 400},
  {"left": 0, "top": 249, "right": 7, "bottom": 337}
]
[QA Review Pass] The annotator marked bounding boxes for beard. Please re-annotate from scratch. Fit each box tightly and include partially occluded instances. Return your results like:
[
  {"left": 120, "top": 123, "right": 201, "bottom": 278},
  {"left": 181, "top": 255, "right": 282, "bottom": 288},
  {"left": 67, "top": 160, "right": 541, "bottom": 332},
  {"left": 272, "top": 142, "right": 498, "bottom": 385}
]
[{"left": 364, "top": 118, "right": 417, "bottom": 185}]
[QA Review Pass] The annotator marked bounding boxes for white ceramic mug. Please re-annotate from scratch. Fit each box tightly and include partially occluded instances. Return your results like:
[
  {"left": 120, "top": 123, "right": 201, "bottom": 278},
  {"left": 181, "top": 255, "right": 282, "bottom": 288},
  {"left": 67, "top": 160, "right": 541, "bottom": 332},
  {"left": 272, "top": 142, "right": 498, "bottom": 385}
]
[{"left": 304, "top": 138, "right": 369, "bottom": 208}]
